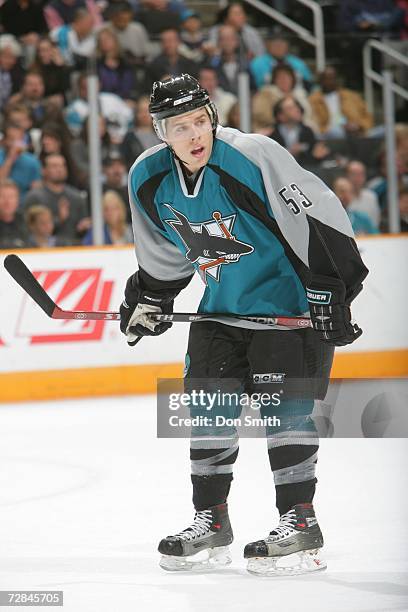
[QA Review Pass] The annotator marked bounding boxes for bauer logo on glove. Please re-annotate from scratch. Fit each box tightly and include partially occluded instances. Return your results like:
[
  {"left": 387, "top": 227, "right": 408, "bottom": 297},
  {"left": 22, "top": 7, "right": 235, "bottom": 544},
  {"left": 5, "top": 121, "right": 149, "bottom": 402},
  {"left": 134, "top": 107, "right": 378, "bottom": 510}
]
[
  {"left": 306, "top": 275, "right": 363, "bottom": 347},
  {"left": 306, "top": 289, "right": 332, "bottom": 305}
]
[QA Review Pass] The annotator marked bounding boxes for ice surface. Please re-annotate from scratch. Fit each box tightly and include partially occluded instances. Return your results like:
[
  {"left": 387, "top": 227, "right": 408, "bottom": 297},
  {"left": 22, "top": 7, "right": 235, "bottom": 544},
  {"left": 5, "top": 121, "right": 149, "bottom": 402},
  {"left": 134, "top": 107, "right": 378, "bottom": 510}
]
[{"left": 0, "top": 395, "right": 407, "bottom": 612}]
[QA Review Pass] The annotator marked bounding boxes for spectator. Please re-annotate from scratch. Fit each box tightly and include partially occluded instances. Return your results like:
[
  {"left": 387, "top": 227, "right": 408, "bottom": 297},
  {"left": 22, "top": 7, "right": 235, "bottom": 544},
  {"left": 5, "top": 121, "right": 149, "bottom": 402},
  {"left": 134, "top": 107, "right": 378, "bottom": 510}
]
[
  {"left": 8, "top": 71, "right": 61, "bottom": 127},
  {"left": 309, "top": 66, "right": 373, "bottom": 138},
  {"left": 82, "top": 190, "right": 133, "bottom": 245},
  {"left": 102, "top": 155, "right": 130, "bottom": 213},
  {"left": 368, "top": 149, "right": 408, "bottom": 211},
  {"left": 0, "top": 179, "right": 28, "bottom": 249},
  {"left": 70, "top": 115, "right": 119, "bottom": 179},
  {"left": 96, "top": 27, "right": 134, "bottom": 100},
  {"left": 333, "top": 176, "right": 378, "bottom": 235},
  {"left": 3, "top": 104, "right": 35, "bottom": 151},
  {"left": 180, "top": 10, "right": 207, "bottom": 62},
  {"left": 346, "top": 160, "right": 381, "bottom": 228},
  {"left": 24, "top": 153, "right": 90, "bottom": 242},
  {"left": 146, "top": 29, "right": 198, "bottom": 91},
  {"left": 209, "top": 25, "right": 254, "bottom": 96},
  {"left": 105, "top": 1, "right": 151, "bottom": 66},
  {"left": 198, "top": 66, "right": 237, "bottom": 126},
  {"left": 249, "top": 32, "right": 313, "bottom": 90},
  {"left": 226, "top": 101, "right": 240, "bottom": 129},
  {"left": 25, "top": 204, "right": 71, "bottom": 247},
  {"left": 136, "top": 0, "right": 181, "bottom": 36},
  {"left": 0, "top": 1, "right": 47, "bottom": 41},
  {"left": 0, "top": 123, "right": 42, "bottom": 201},
  {"left": 121, "top": 95, "right": 160, "bottom": 169},
  {"left": 397, "top": 0, "right": 408, "bottom": 38},
  {"left": 40, "top": 122, "right": 86, "bottom": 189},
  {"left": 209, "top": 3, "right": 265, "bottom": 60},
  {"left": 335, "top": 1, "right": 405, "bottom": 88},
  {"left": 0, "top": 35, "right": 25, "bottom": 112},
  {"left": 399, "top": 188, "right": 408, "bottom": 232},
  {"left": 44, "top": 0, "right": 102, "bottom": 30},
  {"left": 269, "top": 96, "right": 330, "bottom": 166},
  {"left": 163, "top": 0, "right": 188, "bottom": 15},
  {"left": 338, "top": 0, "right": 404, "bottom": 35},
  {"left": 64, "top": 72, "right": 133, "bottom": 141},
  {"left": 50, "top": 8, "right": 96, "bottom": 70},
  {"left": 396, "top": 124, "right": 408, "bottom": 169},
  {"left": 31, "top": 37, "right": 70, "bottom": 103},
  {"left": 252, "top": 64, "right": 315, "bottom": 133}
]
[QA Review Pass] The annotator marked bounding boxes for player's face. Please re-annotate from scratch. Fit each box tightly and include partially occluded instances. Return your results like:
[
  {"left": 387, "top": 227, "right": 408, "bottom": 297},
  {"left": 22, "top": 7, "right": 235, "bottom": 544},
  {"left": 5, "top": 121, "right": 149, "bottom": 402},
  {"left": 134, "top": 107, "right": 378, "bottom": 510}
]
[{"left": 166, "top": 109, "right": 214, "bottom": 172}]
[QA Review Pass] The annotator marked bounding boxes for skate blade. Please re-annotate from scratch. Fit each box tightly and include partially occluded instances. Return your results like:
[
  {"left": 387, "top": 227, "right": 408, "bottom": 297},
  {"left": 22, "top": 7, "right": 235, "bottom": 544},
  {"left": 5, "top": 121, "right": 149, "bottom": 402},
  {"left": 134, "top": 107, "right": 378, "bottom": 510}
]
[
  {"left": 247, "top": 548, "right": 327, "bottom": 577},
  {"left": 159, "top": 545, "right": 232, "bottom": 572}
]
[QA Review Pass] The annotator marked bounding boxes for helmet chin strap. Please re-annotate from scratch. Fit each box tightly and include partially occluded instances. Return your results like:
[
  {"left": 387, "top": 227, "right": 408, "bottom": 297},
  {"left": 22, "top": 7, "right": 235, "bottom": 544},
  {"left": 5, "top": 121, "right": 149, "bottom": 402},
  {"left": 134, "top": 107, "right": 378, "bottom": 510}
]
[
  {"left": 164, "top": 127, "right": 217, "bottom": 168},
  {"left": 167, "top": 137, "right": 214, "bottom": 173},
  {"left": 168, "top": 144, "right": 189, "bottom": 168}
]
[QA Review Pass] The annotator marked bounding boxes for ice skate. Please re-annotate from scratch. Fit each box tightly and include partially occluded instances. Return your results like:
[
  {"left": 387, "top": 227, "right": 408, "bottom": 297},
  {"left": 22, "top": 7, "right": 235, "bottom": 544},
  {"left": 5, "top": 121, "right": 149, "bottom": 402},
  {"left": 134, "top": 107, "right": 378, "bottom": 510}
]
[
  {"left": 244, "top": 503, "right": 326, "bottom": 576},
  {"left": 158, "top": 503, "right": 233, "bottom": 571}
]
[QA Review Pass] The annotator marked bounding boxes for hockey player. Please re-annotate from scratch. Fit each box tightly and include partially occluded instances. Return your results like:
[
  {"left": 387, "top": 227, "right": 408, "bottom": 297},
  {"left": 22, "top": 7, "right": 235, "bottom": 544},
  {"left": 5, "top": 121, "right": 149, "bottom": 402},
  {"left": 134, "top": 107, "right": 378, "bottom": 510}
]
[{"left": 120, "top": 74, "right": 368, "bottom": 575}]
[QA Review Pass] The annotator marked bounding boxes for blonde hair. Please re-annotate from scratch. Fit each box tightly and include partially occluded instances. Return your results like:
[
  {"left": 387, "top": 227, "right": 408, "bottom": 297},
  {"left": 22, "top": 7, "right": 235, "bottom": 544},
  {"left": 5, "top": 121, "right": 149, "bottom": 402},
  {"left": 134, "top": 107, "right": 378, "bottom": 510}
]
[
  {"left": 25, "top": 205, "right": 52, "bottom": 229},
  {"left": 102, "top": 190, "right": 127, "bottom": 229},
  {"left": 0, "top": 179, "right": 19, "bottom": 194},
  {"left": 96, "top": 27, "right": 121, "bottom": 59}
]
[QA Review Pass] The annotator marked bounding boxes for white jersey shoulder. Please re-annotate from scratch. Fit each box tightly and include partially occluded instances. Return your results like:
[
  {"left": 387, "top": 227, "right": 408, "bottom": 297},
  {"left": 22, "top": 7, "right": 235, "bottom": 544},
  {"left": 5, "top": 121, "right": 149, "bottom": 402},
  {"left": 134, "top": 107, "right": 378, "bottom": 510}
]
[
  {"left": 216, "top": 126, "right": 284, "bottom": 166},
  {"left": 216, "top": 126, "right": 354, "bottom": 267}
]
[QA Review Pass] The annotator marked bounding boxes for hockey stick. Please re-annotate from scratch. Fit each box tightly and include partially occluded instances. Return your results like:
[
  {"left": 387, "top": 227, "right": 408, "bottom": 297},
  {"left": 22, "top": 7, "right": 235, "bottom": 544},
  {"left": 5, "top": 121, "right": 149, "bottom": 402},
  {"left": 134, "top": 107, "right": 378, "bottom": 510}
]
[{"left": 3, "top": 254, "right": 312, "bottom": 329}]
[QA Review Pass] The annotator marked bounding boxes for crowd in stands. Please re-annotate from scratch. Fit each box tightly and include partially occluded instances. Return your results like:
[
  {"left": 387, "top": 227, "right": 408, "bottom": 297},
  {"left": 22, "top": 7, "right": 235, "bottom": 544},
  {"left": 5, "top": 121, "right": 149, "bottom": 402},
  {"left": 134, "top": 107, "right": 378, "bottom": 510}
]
[{"left": 0, "top": 0, "right": 407, "bottom": 251}]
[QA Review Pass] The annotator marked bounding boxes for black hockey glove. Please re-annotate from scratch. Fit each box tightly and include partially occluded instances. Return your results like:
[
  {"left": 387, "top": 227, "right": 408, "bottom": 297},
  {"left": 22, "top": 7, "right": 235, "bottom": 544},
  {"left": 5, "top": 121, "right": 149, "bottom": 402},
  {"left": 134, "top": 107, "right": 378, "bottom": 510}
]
[
  {"left": 306, "top": 275, "right": 362, "bottom": 347},
  {"left": 119, "top": 272, "right": 174, "bottom": 346}
]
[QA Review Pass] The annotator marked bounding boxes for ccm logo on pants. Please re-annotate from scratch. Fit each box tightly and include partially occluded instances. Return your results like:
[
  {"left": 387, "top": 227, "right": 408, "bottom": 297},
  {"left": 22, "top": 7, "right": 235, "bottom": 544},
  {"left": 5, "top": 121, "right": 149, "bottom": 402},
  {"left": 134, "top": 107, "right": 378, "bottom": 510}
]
[{"left": 253, "top": 373, "right": 286, "bottom": 384}]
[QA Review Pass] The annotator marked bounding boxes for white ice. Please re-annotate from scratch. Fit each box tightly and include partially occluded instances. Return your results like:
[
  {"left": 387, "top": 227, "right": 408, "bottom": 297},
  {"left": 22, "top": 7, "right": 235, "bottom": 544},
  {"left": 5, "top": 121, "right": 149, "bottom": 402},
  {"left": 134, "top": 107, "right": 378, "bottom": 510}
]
[{"left": 0, "top": 395, "right": 407, "bottom": 612}]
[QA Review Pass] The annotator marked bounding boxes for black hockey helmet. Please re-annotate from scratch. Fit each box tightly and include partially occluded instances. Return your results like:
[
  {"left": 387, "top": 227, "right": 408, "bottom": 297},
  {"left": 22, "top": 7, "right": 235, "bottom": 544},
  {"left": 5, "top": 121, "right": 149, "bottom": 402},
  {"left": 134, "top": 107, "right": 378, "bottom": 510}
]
[{"left": 149, "top": 74, "right": 218, "bottom": 141}]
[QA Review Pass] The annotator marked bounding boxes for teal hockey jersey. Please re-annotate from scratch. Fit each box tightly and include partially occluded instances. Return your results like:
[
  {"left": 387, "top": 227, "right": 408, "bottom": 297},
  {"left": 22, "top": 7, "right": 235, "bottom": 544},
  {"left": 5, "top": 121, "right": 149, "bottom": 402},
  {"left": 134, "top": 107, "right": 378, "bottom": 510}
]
[{"left": 128, "top": 126, "right": 368, "bottom": 322}]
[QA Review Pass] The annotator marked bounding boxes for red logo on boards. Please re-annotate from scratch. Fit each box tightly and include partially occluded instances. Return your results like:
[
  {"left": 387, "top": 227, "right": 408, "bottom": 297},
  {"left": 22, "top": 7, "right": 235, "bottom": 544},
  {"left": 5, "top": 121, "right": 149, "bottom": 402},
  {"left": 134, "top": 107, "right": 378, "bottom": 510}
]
[{"left": 16, "top": 268, "right": 114, "bottom": 344}]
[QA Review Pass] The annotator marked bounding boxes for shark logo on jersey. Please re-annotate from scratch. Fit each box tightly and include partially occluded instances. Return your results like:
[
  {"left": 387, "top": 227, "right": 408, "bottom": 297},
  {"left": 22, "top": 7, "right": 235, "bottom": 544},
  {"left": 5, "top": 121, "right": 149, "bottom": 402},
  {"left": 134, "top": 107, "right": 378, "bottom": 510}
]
[{"left": 164, "top": 205, "right": 254, "bottom": 283}]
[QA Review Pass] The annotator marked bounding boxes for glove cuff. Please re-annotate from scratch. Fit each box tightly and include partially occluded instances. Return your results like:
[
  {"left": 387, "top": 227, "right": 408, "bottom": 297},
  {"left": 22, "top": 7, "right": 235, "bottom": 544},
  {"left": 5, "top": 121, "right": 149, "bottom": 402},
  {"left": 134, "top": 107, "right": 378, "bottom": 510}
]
[
  {"left": 306, "top": 275, "right": 346, "bottom": 305},
  {"left": 126, "top": 272, "right": 176, "bottom": 305}
]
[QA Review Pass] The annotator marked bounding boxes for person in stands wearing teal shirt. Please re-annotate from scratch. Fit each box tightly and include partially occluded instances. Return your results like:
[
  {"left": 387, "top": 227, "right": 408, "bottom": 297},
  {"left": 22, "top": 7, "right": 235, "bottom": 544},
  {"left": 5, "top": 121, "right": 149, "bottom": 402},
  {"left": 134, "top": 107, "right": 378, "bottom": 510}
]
[
  {"left": 250, "top": 33, "right": 314, "bottom": 90},
  {"left": 0, "top": 123, "right": 41, "bottom": 203}
]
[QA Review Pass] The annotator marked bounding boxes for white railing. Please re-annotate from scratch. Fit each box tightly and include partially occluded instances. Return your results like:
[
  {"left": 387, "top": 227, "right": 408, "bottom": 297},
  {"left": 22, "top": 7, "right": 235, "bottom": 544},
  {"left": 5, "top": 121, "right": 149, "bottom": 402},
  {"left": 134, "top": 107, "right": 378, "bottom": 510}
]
[
  {"left": 363, "top": 40, "right": 408, "bottom": 233},
  {"left": 382, "top": 70, "right": 400, "bottom": 234},
  {"left": 363, "top": 39, "right": 408, "bottom": 114}
]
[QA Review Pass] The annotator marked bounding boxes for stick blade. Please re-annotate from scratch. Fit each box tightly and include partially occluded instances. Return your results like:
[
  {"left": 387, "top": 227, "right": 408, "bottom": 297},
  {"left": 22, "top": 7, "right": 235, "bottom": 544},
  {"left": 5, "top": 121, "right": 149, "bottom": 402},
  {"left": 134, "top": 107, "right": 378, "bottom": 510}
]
[{"left": 4, "top": 254, "right": 56, "bottom": 317}]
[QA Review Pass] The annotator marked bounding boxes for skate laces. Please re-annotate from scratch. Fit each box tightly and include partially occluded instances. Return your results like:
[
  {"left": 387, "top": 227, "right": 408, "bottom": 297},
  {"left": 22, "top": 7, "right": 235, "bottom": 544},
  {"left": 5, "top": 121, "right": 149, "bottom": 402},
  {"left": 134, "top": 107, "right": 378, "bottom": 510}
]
[
  {"left": 175, "top": 510, "right": 213, "bottom": 541},
  {"left": 266, "top": 509, "right": 298, "bottom": 541}
]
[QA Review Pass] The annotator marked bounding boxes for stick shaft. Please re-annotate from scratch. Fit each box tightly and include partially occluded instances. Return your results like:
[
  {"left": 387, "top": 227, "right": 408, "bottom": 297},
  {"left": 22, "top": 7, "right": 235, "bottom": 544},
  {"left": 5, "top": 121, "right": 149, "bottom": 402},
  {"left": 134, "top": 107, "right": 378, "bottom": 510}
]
[{"left": 4, "top": 255, "right": 312, "bottom": 328}]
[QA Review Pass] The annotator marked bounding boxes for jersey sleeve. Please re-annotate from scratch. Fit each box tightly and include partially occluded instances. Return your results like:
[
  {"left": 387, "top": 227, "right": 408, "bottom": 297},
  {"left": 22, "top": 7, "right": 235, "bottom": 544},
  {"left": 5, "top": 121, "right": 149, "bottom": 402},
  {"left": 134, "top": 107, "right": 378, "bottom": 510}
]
[
  {"left": 243, "top": 133, "right": 369, "bottom": 301},
  {"left": 128, "top": 161, "right": 195, "bottom": 285}
]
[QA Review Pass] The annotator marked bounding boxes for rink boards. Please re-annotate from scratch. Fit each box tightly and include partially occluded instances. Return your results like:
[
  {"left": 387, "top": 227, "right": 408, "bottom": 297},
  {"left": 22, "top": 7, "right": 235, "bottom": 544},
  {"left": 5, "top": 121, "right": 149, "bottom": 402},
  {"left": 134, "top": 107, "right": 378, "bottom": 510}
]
[{"left": 0, "top": 236, "right": 407, "bottom": 401}]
